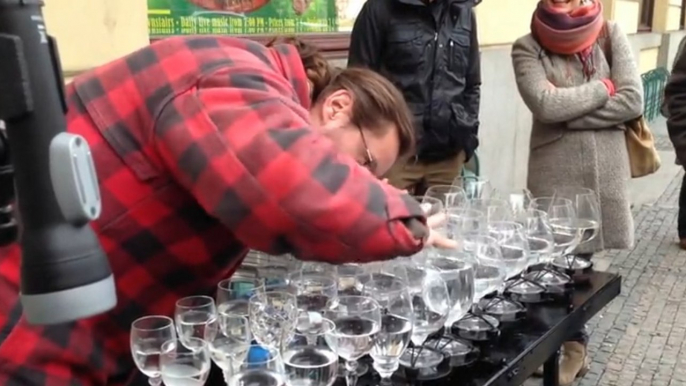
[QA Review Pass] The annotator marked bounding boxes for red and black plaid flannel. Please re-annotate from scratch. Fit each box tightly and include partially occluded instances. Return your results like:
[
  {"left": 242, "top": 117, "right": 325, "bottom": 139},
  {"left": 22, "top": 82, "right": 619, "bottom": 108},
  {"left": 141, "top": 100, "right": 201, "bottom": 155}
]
[{"left": 0, "top": 36, "right": 425, "bottom": 385}]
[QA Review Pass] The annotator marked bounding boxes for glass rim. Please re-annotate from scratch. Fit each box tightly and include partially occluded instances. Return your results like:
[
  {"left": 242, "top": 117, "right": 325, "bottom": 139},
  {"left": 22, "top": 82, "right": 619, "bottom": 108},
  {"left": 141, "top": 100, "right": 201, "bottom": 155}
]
[
  {"left": 248, "top": 290, "right": 296, "bottom": 303},
  {"left": 217, "top": 277, "right": 265, "bottom": 292},
  {"left": 175, "top": 295, "right": 215, "bottom": 309},
  {"left": 361, "top": 275, "right": 407, "bottom": 294},
  {"left": 131, "top": 315, "right": 174, "bottom": 331},
  {"left": 424, "top": 184, "right": 466, "bottom": 193},
  {"left": 426, "top": 255, "right": 473, "bottom": 271},
  {"left": 161, "top": 337, "right": 207, "bottom": 355},
  {"left": 328, "top": 295, "right": 381, "bottom": 311},
  {"left": 287, "top": 272, "right": 338, "bottom": 287},
  {"left": 531, "top": 196, "right": 574, "bottom": 207},
  {"left": 488, "top": 220, "right": 524, "bottom": 229},
  {"left": 447, "top": 207, "right": 484, "bottom": 217},
  {"left": 292, "top": 316, "right": 336, "bottom": 337}
]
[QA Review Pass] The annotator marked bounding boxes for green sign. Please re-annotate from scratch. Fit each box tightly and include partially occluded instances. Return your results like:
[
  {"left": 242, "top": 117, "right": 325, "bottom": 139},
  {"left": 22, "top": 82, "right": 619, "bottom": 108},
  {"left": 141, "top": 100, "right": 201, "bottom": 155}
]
[{"left": 148, "top": 0, "right": 339, "bottom": 37}]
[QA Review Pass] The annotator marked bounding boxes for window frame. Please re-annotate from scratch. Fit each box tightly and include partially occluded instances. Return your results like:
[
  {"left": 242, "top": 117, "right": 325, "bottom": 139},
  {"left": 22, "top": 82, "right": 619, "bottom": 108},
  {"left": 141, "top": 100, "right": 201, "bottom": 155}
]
[
  {"left": 681, "top": 0, "right": 686, "bottom": 29},
  {"left": 639, "top": 0, "right": 656, "bottom": 32}
]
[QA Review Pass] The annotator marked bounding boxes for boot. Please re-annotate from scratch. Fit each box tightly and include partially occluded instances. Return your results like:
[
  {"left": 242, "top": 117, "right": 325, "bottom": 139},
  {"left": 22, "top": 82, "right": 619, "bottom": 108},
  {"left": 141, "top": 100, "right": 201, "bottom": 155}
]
[{"left": 559, "top": 341, "right": 589, "bottom": 386}]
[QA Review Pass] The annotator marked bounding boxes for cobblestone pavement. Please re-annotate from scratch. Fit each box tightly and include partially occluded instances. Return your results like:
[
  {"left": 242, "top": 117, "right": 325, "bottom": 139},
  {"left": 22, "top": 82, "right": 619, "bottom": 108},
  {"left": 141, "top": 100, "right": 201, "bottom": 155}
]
[{"left": 524, "top": 157, "right": 686, "bottom": 384}]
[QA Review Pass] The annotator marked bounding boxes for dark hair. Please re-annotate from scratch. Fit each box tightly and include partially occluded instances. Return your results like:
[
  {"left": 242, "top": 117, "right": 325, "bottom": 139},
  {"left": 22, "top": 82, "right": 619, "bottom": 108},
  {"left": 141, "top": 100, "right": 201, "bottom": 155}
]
[{"left": 267, "top": 36, "right": 415, "bottom": 158}]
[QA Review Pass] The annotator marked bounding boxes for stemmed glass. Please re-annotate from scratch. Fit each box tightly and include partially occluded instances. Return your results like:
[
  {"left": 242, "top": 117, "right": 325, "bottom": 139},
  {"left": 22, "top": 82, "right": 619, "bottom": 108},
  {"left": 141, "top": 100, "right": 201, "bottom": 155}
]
[
  {"left": 325, "top": 295, "right": 382, "bottom": 386},
  {"left": 470, "top": 198, "right": 513, "bottom": 222},
  {"left": 174, "top": 296, "right": 217, "bottom": 347},
  {"left": 447, "top": 207, "right": 486, "bottom": 242},
  {"left": 426, "top": 251, "right": 475, "bottom": 328},
  {"left": 282, "top": 318, "right": 338, "bottom": 386},
  {"left": 288, "top": 271, "right": 338, "bottom": 314},
  {"left": 160, "top": 337, "right": 211, "bottom": 385},
  {"left": 248, "top": 291, "right": 298, "bottom": 350},
  {"left": 398, "top": 262, "right": 451, "bottom": 369},
  {"left": 523, "top": 209, "right": 555, "bottom": 268},
  {"left": 488, "top": 221, "right": 529, "bottom": 281},
  {"left": 362, "top": 276, "right": 414, "bottom": 384},
  {"left": 554, "top": 187, "right": 602, "bottom": 268},
  {"left": 496, "top": 188, "right": 534, "bottom": 219},
  {"left": 216, "top": 278, "right": 265, "bottom": 318},
  {"left": 424, "top": 184, "right": 468, "bottom": 209},
  {"left": 228, "top": 345, "right": 285, "bottom": 386},
  {"left": 453, "top": 176, "right": 495, "bottom": 200},
  {"left": 131, "top": 315, "right": 176, "bottom": 386},
  {"left": 336, "top": 264, "right": 366, "bottom": 296},
  {"left": 470, "top": 235, "right": 507, "bottom": 302},
  {"left": 205, "top": 313, "right": 251, "bottom": 383}
]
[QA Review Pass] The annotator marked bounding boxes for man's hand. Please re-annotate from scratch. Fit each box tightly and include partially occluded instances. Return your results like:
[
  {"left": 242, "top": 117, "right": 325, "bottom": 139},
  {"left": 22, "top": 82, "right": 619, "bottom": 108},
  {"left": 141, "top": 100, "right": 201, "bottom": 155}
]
[{"left": 425, "top": 211, "right": 458, "bottom": 249}]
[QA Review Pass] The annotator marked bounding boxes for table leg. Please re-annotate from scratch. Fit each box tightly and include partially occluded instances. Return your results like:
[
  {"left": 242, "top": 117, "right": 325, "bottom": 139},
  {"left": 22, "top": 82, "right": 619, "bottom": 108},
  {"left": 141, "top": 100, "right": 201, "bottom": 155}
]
[{"left": 543, "top": 350, "right": 560, "bottom": 386}]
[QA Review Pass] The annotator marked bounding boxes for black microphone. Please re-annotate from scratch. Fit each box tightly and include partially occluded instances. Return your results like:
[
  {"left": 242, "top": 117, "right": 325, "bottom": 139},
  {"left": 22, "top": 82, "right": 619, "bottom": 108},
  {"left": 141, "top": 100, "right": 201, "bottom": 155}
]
[{"left": 0, "top": 0, "right": 116, "bottom": 324}]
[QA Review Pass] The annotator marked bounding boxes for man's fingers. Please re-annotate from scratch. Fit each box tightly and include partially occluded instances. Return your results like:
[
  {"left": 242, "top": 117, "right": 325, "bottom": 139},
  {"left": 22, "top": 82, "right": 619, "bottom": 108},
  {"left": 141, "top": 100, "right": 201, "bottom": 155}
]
[
  {"left": 426, "top": 232, "right": 458, "bottom": 249},
  {"left": 426, "top": 212, "right": 447, "bottom": 228}
]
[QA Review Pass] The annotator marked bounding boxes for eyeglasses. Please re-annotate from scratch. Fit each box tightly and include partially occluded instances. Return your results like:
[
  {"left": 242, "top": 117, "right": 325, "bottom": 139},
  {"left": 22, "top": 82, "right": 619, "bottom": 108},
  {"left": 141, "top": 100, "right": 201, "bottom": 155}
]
[{"left": 358, "top": 126, "right": 377, "bottom": 174}]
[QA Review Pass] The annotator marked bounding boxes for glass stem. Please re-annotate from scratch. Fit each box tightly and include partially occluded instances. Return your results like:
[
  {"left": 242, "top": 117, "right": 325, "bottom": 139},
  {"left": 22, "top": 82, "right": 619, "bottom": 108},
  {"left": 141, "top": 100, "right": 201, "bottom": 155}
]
[
  {"left": 148, "top": 376, "right": 162, "bottom": 386},
  {"left": 345, "top": 360, "right": 359, "bottom": 386}
]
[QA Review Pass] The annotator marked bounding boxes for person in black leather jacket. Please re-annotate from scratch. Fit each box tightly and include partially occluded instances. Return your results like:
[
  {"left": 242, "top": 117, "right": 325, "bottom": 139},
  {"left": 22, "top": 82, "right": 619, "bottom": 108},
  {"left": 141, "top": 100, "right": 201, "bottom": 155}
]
[{"left": 348, "top": 0, "right": 481, "bottom": 195}]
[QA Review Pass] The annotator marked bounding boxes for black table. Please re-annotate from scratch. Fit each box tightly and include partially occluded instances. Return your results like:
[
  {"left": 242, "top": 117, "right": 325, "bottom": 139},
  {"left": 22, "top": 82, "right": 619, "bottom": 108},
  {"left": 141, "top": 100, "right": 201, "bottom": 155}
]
[
  {"left": 206, "top": 271, "right": 620, "bottom": 386},
  {"left": 340, "top": 271, "right": 621, "bottom": 386}
]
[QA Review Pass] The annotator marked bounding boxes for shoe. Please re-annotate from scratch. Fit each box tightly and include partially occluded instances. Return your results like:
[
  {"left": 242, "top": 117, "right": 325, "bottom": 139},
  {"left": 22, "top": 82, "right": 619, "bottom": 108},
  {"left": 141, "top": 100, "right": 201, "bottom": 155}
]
[
  {"left": 679, "top": 239, "right": 686, "bottom": 250},
  {"left": 559, "top": 341, "right": 589, "bottom": 386}
]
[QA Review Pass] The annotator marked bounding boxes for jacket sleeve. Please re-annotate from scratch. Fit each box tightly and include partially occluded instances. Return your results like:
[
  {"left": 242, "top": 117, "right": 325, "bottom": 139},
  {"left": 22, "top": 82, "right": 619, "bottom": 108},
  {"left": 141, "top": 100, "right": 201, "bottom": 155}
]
[
  {"left": 666, "top": 45, "right": 686, "bottom": 165},
  {"left": 511, "top": 36, "right": 610, "bottom": 124},
  {"left": 348, "top": 0, "right": 385, "bottom": 70},
  {"left": 154, "top": 68, "right": 426, "bottom": 264},
  {"left": 566, "top": 23, "right": 643, "bottom": 129}
]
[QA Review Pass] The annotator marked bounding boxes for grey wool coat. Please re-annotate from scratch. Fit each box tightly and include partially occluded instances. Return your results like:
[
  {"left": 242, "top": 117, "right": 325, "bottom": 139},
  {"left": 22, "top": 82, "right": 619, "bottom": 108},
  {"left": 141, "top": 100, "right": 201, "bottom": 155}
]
[{"left": 511, "top": 21, "right": 643, "bottom": 251}]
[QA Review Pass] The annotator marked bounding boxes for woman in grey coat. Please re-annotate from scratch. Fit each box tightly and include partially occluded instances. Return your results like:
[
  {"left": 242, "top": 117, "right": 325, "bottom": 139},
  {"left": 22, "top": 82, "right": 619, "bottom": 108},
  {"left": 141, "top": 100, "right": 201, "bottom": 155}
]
[{"left": 512, "top": 0, "right": 642, "bottom": 384}]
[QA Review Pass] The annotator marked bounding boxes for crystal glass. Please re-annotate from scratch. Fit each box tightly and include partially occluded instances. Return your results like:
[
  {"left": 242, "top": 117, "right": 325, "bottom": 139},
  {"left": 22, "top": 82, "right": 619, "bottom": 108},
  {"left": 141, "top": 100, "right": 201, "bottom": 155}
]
[
  {"left": 524, "top": 209, "right": 555, "bottom": 266},
  {"left": 424, "top": 184, "right": 468, "bottom": 209},
  {"left": 447, "top": 207, "right": 487, "bottom": 242},
  {"left": 531, "top": 197, "right": 581, "bottom": 258},
  {"left": 288, "top": 271, "right": 338, "bottom": 314},
  {"left": 249, "top": 291, "right": 298, "bottom": 350},
  {"left": 325, "top": 295, "right": 382, "bottom": 386},
  {"left": 414, "top": 196, "right": 444, "bottom": 216},
  {"left": 496, "top": 188, "right": 534, "bottom": 219},
  {"left": 174, "top": 296, "right": 217, "bottom": 347},
  {"left": 216, "top": 278, "right": 265, "bottom": 318},
  {"left": 160, "top": 337, "right": 211, "bottom": 386},
  {"left": 131, "top": 315, "right": 176, "bottom": 386},
  {"left": 336, "top": 264, "right": 366, "bottom": 296},
  {"left": 554, "top": 187, "right": 602, "bottom": 247},
  {"left": 362, "top": 276, "right": 413, "bottom": 384},
  {"left": 488, "top": 221, "right": 530, "bottom": 281},
  {"left": 471, "top": 235, "right": 507, "bottom": 302},
  {"left": 283, "top": 318, "right": 338, "bottom": 386},
  {"left": 453, "top": 176, "right": 495, "bottom": 200},
  {"left": 205, "top": 313, "right": 251, "bottom": 381},
  {"left": 470, "top": 198, "right": 513, "bottom": 222},
  {"left": 426, "top": 251, "right": 475, "bottom": 327},
  {"left": 228, "top": 345, "right": 285, "bottom": 386}
]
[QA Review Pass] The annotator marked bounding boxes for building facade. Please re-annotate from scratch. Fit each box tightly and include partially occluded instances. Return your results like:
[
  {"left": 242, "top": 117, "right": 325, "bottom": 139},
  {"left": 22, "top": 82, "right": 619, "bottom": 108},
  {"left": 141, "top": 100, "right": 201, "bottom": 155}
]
[{"left": 45, "top": 0, "right": 686, "bottom": 188}]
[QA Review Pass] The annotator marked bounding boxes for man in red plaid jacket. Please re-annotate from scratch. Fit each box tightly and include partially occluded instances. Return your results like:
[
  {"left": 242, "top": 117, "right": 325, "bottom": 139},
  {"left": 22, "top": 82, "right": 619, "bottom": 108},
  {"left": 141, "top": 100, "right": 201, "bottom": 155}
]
[{"left": 0, "top": 36, "right": 445, "bottom": 385}]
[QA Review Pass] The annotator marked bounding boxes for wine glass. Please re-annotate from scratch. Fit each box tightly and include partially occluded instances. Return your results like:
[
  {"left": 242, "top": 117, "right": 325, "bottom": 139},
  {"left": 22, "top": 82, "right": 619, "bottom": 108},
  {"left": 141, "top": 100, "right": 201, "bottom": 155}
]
[
  {"left": 426, "top": 251, "right": 475, "bottom": 328},
  {"left": 453, "top": 176, "right": 494, "bottom": 200},
  {"left": 287, "top": 271, "right": 338, "bottom": 314},
  {"left": 216, "top": 278, "right": 265, "bottom": 318},
  {"left": 424, "top": 184, "right": 468, "bottom": 209},
  {"left": 470, "top": 198, "right": 513, "bottom": 222},
  {"left": 283, "top": 318, "right": 338, "bottom": 386},
  {"left": 447, "top": 207, "right": 486, "bottom": 242},
  {"left": 523, "top": 209, "right": 555, "bottom": 268},
  {"left": 325, "top": 295, "right": 382, "bottom": 386},
  {"left": 531, "top": 197, "right": 581, "bottom": 260},
  {"left": 496, "top": 188, "right": 534, "bottom": 220},
  {"left": 362, "top": 276, "right": 414, "bottom": 384},
  {"left": 249, "top": 291, "right": 298, "bottom": 350},
  {"left": 228, "top": 345, "right": 285, "bottom": 386},
  {"left": 205, "top": 313, "right": 251, "bottom": 382},
  {"left": 398, "top": 262, "right": 451, "bottom": 369},
  {"left": 554, "top": 187, "right": 602, "bottom": 247},
  {"left": 131, "top": 315, "right": 176, "bottom": 386},
  {"left": 160, "top": 337, "right": 211, "bottom": 386},
  {"left": 174, "top": 296, "right": 217, "bottom": 347},
  {"left": 488, "top": 221, "right": 529, "bottom": 279},
  {"left": 336, "top": 264, "right": 366, "bottom": 296},
  {"left": 466, "top": 234, "right": 506, "bottom": 302}
]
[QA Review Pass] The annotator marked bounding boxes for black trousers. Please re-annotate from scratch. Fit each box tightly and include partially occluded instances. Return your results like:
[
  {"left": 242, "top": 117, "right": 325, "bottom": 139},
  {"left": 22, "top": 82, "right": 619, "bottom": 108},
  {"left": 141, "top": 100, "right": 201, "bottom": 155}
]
[{"left": 679, "top": 173, "right": 686, "bottom": 239}]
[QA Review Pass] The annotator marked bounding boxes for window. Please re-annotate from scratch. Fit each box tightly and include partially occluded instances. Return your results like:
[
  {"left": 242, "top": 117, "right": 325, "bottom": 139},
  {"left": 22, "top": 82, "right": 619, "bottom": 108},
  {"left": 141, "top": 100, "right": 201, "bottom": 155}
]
[
  {"left": 681, "top": 0, "right": 686, "bottom": 29},
  {"left": 639, "top": 0, "right": 655, "bottom": 31},
  {"left": 147, "top": 0, "right": 362, "bottom": 57}
]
